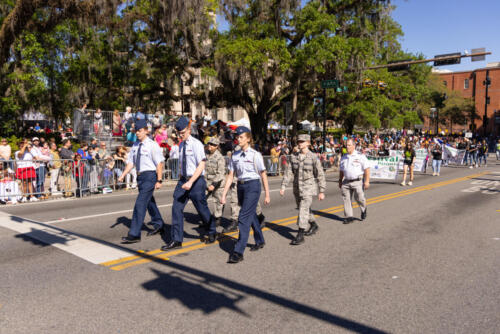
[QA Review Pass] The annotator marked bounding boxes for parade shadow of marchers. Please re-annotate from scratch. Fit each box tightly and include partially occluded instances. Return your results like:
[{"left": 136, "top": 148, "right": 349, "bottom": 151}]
[
  {"left": 311, "top": 210, "right": 344, "bottom": 223},
  {"left": 15, "top": 227, "right": 70, "bottom": 247},
  {"left": 265, "top": 221, "right": 295, "bottom": 241},
  {"left": 143, "top": 269, "right": 249, "bottom": 316}
]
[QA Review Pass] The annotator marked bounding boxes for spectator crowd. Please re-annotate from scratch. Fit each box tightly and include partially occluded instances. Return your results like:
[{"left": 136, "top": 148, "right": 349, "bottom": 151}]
[{"left": 1, "top": 106, "right": 499, "bottom": 205}]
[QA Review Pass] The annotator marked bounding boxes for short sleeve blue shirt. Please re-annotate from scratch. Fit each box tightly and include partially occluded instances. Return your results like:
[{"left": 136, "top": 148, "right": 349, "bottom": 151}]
[
  {"left": 229, "top": 148, "right": 265, "bottom": 180},
  {"left": 179, "top": 135, "right": 206, "bottom": 176},
  {"left": 127, "top": 137, "right": 165, "bottom": 171}
]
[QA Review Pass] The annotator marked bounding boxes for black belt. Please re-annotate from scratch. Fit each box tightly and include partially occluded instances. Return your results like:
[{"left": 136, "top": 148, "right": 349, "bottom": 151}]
[
  {"left": 137, "top": 170, "right": 155, "bottom": 176},
  {"left": 344, "top": 177, "right": 362, "bottom": 183},
  {"left": 238, "top": 179, "right": 259, "bottom": 185}
]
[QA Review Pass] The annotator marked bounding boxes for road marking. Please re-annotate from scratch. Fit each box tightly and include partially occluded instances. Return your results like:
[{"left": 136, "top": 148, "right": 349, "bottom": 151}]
[
  {"left": 0, "top": 212, "right": 138, "bottom": 264},
  {"left": 104, "top": 172, "right": 488, "bottom": 271}
]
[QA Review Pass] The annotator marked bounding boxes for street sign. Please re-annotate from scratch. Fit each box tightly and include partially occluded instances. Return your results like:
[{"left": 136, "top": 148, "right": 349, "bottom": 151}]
[
  {"left": 471, "top": 48, "right": 486, "bottom": 62},
  {"left": 321, "top": 79, "right": 339, "bottom": 89}
]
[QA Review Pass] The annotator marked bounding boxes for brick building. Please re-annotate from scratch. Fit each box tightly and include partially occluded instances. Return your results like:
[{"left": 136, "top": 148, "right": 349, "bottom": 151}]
[{"left": 430, "top": 63, "right": 500, "bottom": 137}]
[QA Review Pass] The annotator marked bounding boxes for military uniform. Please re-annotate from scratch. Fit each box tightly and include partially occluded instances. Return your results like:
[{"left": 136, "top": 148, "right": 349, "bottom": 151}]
[
  {"left": 281, "top": 134, "right": 326, "bottom": 245},
  {"left": 205, "top": 137, "right": 226, "bottom": 225}
]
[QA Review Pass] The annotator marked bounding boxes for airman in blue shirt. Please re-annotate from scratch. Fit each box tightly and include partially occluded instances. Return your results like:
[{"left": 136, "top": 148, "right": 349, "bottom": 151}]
[
  {"left": 119, "top": 119, "right": 165, "bottom": 243},
  {"left": 221, "top": 126, "right": 271, "bottom": 263},
  {"left": 162, "top": 117, "right": 217, "bottom": 250}
]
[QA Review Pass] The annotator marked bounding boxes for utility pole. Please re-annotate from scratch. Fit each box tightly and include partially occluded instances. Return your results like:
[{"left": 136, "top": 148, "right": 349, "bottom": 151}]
[
  {"left": 322, "top": 87, "right": 326, "bottom": 152},
  {"left": 483, "top": 69, "right": 490, "bottom": 137}
]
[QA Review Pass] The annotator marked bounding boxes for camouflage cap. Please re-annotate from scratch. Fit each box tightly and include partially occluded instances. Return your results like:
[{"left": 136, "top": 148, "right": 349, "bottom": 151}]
[
  {"left": 297, "top": 134, "right": 310, "bottom": 142},
  {"left": 208, "top": 137, "right": 220, "bottom": 145}
]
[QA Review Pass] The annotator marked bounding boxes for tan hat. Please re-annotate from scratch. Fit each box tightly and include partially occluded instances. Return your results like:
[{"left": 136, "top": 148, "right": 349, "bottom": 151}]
[
  {"left": 208, "top": 137, "right": 219, "bottom": 145},
  {"left": 297, "top": 134, "right": 310, "bottom": 142}
]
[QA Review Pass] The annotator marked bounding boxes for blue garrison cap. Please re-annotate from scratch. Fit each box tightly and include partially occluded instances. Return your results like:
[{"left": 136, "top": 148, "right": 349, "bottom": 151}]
[
  {"left": 235, "top": 126, "right": 251, "bottom": 135},
  {"left": 135, "top": 119, "right": 148, "bottom": 130},
  {"left": 175, "top": 116, "right": 190, "bottom": 131}
]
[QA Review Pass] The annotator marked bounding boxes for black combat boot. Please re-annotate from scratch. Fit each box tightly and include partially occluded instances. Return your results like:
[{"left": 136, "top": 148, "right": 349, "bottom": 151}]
[
  {"left": 304, "top": 221, "right": 318, "bottom": 236},
  {"left": 215, "top": 217, "right": 222, "bottom": 226},
  {"left": 290, "top": 228, "right": 305, "bottom": 245},
  {"left": 222, "top": 219, "right": 238, "bottom": 233},
  {"left": 258, "top": 213, "right": 266, "bottom": 228}
]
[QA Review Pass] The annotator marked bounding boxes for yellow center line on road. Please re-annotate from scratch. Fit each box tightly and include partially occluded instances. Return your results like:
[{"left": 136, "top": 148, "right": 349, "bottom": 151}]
[{"left": 104, "top": 172, "right": 488, "bottom": 271}]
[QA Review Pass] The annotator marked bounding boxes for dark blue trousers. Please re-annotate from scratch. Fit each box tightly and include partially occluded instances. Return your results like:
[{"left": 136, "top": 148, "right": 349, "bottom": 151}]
[
  {"left": 128, "top": 171, "right": 164, "bottom": 238},
  {"left": 171, "top": 176, "right": 216, "bottom": 242},
  {"left": 234, "top": 179, "right": 265, "bottom": 254}
]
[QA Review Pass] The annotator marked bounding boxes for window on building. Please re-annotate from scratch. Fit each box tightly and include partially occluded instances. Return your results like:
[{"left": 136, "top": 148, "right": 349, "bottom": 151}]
[
  {"left": 226, "top": 108, "right": 235, "bottom": 122},
  {"left": 464, "top": 78, "right": 469, "bottom": 89},
  {"left": 443, "top": 81, "right": 447, "bottom": 87}
]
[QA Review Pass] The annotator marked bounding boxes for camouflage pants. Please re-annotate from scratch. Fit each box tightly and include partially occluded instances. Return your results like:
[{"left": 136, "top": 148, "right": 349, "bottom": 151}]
[
  {"left": 294, "top": 189, "right": 315, "bottom": 229},
  {"left": 230, "top": 182, "right": 262, "bottom": 221},
  {"left": 207, "top": 186, "right": 224, "bottom": 218}
]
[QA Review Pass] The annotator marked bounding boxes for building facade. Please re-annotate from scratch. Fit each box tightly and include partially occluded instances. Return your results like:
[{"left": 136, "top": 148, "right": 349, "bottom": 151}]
[{"left": 434, "top": 63, "right": 500, "bottom": 137}]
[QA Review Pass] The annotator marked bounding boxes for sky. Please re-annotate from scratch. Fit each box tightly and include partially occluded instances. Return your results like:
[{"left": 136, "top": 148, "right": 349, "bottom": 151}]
[{"left": 391, "top": 0, "right": 500, "bottom": 72}]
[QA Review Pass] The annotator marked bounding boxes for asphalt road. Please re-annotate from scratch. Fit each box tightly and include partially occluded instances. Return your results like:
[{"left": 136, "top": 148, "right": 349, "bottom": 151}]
[{"left": 1, "top": 160, "right": 499, "bottom": 334}]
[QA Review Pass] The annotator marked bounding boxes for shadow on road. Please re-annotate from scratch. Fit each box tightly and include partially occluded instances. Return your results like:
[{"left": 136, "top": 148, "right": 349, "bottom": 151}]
[
  {"left": 312, "top": 210, "right": 344, "bottom": 223},
  {"left": 8, "top": 214, "right": 388, "bottom": 333}
]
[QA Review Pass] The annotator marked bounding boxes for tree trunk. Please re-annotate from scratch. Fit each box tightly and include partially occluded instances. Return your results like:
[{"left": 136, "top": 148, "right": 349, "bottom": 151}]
[{"left": 248, "top": 109, "right": 268, "bottom": 149}]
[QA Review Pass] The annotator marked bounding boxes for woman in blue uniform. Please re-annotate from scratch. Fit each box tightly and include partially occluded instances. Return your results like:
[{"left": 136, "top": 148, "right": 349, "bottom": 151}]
[{"left": 220, "top": 126, "right": 270, "bottom": 263}]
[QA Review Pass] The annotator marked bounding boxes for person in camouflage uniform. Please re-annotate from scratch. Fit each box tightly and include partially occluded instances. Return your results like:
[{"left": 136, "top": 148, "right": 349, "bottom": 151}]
[
  {"left": 204, "top": 137, "right": 226, "bottom": 227},
  {"left": 280, "top": 134, "right": 326, "bottom": 245},
  {"left": 223, "top": 144, "right": 266, "bottom": 233}
]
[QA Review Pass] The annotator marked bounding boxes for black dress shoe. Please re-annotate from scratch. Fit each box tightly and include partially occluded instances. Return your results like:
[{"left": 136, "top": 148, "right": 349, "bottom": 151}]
[
  {"left": 250, "top": 243, "right": 265, "bottom": 251},
  {"left": 121, "top": 236, "right": 141, "bottom": 244},
  {"left": 161, "top": 241, "right": 182, "bottom": 251},
  {"left": 228, "top": 252, "right": 244, "bottom": 263},
  {"left": 343, "top": 217, "right": 354, "bottom": 224},
  {"left": 205, "top": 233, "right": 217, "bottom": 244},
  {"left": 361, "top": 209, "right": 367, "bottom": 220},
  {"left": 147, "top": 226, "right": 163, "bottom": 236}
]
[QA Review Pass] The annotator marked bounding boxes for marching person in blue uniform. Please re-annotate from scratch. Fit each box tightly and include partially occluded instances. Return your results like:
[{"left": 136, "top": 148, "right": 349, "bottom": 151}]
[
  {"left": 162, "top": 116, "right": 217, "bottom": 250},
  {"left": 119, "top": 119, "right": 165, "bottom": 243},
  {"left": 220, "top": 126, "right": 270, "bottom": 263}
]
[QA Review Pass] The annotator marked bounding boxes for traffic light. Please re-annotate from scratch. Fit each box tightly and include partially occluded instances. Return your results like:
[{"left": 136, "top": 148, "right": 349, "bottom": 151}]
[
  {"left": 486, "top": 97, "right": 490, "bottom": 104},
  {"left": 378, "top": 81, "right": 387, "bottom": 90},
  {"left": 483, "top": 76, "right": 491, "bottom": 86},
  {"left": 387, "top": 60, "right": 411, "bottom": 72},
  {"left": 363, "top": 78, "right": 373, "bottom": 87},
  {"left": 434, "top": 53, "right": 461, "bottom": 66},
  {"left": 313, "top": 97, "right": 323, "bottom": 117}
]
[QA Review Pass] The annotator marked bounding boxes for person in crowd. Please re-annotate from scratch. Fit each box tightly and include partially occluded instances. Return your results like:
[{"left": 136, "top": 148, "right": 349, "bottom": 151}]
[
  {"left": 76, "top": 142, "right": 92, "bottom": 195},
  {"left": 0, "top": 138, "right": 12, "bottom": 171},
  {"left": 430, "top": 142, "right": 443, "bottom": 176},
  {"left": 118, "top": 119, "right": 165, "bottom": 243},
  {"left": 123, "top": 106, "right": 134, "bottom": 134},
  {"left": 204, "top": 137, "right": 226, "bottom": 227},
  {"left": 280, "top": 134, "right": 326, "bottom": 245},
  {"left": 93, "top": 108, "right": 103, "bottom": 136},
  {"left": 102, "top": 157, "right": 114, "bottom": 190},
  {"left": 126, "top": 124, "right": 137, "bottom": 146},
  {"left": 88, "top": 146, "right": 99, "bottom": 193},
  {"left": 269, "top": 143, "right": 280, "bottom": 176},
  {"left": 113, "top": 146, "right": 128, "bottom": 188},
  {"left": 467, "top": 139, "right": 478, "bottom": 168},
  {"left": 155, "top": 124, "right": 169, "bottom": 148},
  {"left": 124, "top": 147, "right": 137, "bottom": 189},
  {"left": 48, "top": 142, "right": 62, "bottom": 195},
  {"left": 59, "top": 139, "right": 74, "bottom": 197},
  {"left": 496, "top": 139, "right": 500, "bottom": 160},
  {"left": 152, "top": 112, "right": 162, "bottom": 133},
  {"left": 401, "top": 141, "right": 416, "bottom": 186},
  {"left": 30, "top": 137, "right": 51, "bottom": 198},
  {"left": 339, "top": 138, "right": 370, "bottom": 224},
  {"left": 15, "top": 139, "right": 38, "bottom": 202},
  {"left": 162, "top": 116, "right": 217, "bottom": 251},
  {"left": 220, "top": 126, "right": 270, "bottom": 263},
  {"left": 169, "top": 133, "right": 180, "bottom": 179},
  {"left": 477, "top": 139, "right": 488, "bottom": 167},
  {"left": 112, "top": 109, "right": 122, "bottom": 136}
]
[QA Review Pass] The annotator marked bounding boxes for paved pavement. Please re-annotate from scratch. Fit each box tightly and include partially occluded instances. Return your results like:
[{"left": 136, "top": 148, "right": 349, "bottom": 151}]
[{"left": 1, "top": 161, "right": 499, "bottom": 333}]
